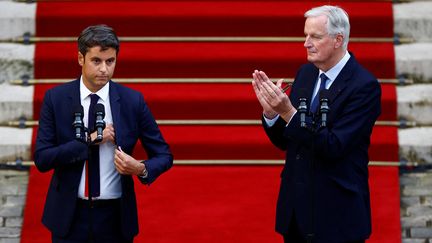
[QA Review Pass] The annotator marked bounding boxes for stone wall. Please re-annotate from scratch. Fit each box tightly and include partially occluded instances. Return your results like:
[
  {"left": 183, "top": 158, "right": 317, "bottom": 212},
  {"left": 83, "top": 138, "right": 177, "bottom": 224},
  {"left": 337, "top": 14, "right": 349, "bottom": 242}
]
[
  {"left": 401, "top": 169, "right": 432, "bottom": 243},
  {"left": 0, "top": 170, "right": 28, "bottom": 243}
]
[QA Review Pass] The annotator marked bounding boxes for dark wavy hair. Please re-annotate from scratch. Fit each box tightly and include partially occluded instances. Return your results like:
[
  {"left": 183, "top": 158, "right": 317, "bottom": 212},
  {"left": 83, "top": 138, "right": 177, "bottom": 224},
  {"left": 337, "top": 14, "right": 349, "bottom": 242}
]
[{"left": 77, "top": 24, "right": 120, "bottom": 56}]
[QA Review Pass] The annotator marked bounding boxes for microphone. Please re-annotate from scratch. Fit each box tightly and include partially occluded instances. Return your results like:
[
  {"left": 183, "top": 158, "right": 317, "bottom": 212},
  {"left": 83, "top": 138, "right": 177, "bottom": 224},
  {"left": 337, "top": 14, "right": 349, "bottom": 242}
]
[
  {"left": 319, "top": 90, "right": 330, "bottom": 127},
  {"left": 72, "top": 105, "right": 84, "bottom": 140},
  {"left": 298, "top": 88, "right": 308, "bottom": 128},
  {"left": 94, "top": 104, "right": 106, "bottom": 142}
]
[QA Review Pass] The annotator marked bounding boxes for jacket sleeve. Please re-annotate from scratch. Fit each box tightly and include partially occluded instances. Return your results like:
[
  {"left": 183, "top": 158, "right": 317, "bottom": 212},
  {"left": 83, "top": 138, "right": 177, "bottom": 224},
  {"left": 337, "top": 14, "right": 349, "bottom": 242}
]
[
  {"left": 136, "top": 93, "right": 173, "bottom": 185},
  {"left": 262, "top": 115, "right": 289, "bottom": 151},
  {"left": 34, "top": 89, "right": 88, "bottom": 172}
]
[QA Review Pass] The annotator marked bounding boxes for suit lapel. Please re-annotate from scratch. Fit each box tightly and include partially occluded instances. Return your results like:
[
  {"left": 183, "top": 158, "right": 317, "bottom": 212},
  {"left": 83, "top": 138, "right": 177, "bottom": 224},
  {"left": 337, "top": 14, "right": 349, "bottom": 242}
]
[
  {"left": 68, "top": 79, "right": 82, "bottom": 112},
  {"left": 109, "top": 81, "right": 121, "bottom": 145},
  {"left": 109, "top": 82, "right": 132, "bottom": 189},
  {"left": 327, "top": 54, "right": 357, "bottom": 105},
  {"left": 306, "top": 69, "right": 319, "bottom": 107},
  {"left": 67, "top": 79, "right": 86, "bottom": 178},
  {"left": 296, "top": 66, "right": 319, "bottom": 108}
]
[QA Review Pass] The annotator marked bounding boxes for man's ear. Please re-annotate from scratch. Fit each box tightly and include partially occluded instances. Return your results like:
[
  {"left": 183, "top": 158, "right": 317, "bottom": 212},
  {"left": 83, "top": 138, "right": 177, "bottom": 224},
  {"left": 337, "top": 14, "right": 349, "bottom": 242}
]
[
  {"left": 334, "top": 34, "right": 344, "bottom": 49},
  {"left": 78, "top": 52, "right": 84, "bottom": 66}
]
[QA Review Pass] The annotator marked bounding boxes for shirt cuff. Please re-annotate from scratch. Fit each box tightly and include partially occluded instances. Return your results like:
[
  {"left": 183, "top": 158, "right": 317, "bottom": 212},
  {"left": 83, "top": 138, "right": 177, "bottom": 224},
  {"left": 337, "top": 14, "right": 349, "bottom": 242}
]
[
  {"left": 285, "top": 110, "right": 298, "bottom": 125},
  {"left": 263, "top": 114, "right": 280, "bottom": 127}
]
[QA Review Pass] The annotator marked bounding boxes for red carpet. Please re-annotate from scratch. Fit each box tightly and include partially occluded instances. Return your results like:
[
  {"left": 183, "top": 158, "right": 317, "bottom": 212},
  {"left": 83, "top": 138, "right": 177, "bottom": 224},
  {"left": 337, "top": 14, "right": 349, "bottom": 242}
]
[
  {"left": 22, "top": 165, "right": 400, "bottom": 243},
  {"left": 27, "top": 124, "right": 397, "bottom": 162},
  {"left": 34, "top": 42, "right": 395, "bottom": 79},
  {"left": 22, "top": 1, "right": 400, "bottom": 242},
  {"left": 132, "top": 125, "right": 398, "bottom": 161},
  {"left": 32, "top": 82, "right": 396, "bottom": 121},
  {"left": 36, "top": 1, "right": 393, "bottom": 38}
]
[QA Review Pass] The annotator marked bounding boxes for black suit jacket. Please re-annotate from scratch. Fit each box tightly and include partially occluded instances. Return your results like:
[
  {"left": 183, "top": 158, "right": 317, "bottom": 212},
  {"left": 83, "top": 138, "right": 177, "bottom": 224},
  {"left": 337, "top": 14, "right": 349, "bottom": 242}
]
[
  {"left": 34, "top": 79, "right": 173, "bottom": 239},
  {"left": 264, "top": 54, "right": 381, "bottom": 243}
]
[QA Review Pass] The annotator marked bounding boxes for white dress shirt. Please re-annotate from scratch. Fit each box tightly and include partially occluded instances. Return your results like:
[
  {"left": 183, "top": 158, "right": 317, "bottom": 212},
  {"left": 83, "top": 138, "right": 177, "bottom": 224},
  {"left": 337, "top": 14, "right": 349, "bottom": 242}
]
[{"left": 78, "top": 77, "right": 122, "bottom": 199}]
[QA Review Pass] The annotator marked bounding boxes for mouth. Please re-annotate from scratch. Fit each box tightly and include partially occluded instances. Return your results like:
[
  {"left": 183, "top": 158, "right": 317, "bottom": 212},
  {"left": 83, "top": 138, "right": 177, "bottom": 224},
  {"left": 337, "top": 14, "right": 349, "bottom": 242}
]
[{"left": 307, "top": 51, "right": 317, "bottom": 57}]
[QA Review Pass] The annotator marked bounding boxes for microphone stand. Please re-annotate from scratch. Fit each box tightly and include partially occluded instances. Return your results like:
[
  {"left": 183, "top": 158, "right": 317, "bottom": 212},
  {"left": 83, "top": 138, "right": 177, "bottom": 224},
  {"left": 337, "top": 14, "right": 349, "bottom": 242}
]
[
  {"left": 306, "top": 120, "right": 315, "bottom": 243},
  {"left": 75, "top": 126, "right": 99, "bottom": 203},
  {"left": 82, "top": 127, "right": 98, "bottom": 241},
  {"left": 297, "top": 95, "right": 315, "bottom": 243},
  {"left": 73, "top": 105, "right": 104, "bottom": 241},
  {"left": 302, "top": 93, "right": 330, "bottom": 243}
]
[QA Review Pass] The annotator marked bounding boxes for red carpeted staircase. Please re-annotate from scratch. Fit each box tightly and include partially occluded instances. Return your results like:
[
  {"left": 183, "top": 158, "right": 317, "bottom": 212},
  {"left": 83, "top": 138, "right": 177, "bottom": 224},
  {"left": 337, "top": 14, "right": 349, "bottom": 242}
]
[{"left": 22, "top": 1, "right": 401, "bottom": 242}]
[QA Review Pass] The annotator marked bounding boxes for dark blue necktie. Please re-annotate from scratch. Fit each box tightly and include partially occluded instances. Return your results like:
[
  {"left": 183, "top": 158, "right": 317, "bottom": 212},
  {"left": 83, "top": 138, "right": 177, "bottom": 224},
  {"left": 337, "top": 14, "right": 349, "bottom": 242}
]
[
  {"left": 87, "top": 94, "right": 100, "bottom": 198},
  {"left": 310, "top": 73, "right": 329, "bottom": 113}
]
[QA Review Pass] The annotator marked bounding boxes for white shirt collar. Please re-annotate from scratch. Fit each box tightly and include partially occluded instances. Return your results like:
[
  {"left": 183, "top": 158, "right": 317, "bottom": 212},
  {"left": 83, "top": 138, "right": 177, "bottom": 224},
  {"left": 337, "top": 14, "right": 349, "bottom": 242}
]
[
  {"left": 79, "top": 76, "right": 110, "bottom": 102},
  {"left": 319, "top": 51, "right": 351, "bottom": 82}
]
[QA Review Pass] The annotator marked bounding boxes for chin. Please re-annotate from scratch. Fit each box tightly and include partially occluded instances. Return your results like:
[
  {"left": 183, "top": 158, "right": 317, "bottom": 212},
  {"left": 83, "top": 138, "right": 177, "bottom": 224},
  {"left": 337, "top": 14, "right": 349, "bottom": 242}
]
[{"left": 96, "top": 78, "right": 109, "bottom": 83}]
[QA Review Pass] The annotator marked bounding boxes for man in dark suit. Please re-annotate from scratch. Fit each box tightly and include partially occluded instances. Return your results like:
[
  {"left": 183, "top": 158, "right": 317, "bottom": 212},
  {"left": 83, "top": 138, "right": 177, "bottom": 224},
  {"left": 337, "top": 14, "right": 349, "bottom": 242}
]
[
  {"left": 252, "top": 5, "right": 380, "bottom": 243},
  {"left": 34, "top": 25, "right": 173, "bottom": 243}
]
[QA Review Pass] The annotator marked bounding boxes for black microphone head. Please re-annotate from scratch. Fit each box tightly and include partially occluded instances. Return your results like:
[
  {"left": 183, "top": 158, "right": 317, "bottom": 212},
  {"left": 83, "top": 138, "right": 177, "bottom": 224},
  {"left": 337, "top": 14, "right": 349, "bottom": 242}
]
[
  {"left": 298, "top": 88, "right": 308, "bottom": 99},
  {"left": 319, "top": 89, "right": 331, "bottom": 101},
  {"left": 94, "top": 103, "right": 105, "bottom": 118},
  {"left": 73, "top": 105, "right": 84, "bottom": 118}
]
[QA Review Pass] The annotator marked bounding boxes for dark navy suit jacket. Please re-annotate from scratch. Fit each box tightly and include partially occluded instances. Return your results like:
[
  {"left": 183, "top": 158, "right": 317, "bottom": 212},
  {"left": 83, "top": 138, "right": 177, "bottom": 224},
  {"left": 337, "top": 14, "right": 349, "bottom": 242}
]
[
  {"left": 263, "top": 54, "right": 381, "bottom": 243},
  {"left": 34, "top": 79, "right": 173, "bottom": 239}
]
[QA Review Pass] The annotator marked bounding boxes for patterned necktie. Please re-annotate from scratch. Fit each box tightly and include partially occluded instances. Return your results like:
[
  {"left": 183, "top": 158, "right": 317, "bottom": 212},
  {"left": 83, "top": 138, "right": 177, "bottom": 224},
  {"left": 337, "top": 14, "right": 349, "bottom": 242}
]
[
  {"left": 86, "top": 94, "right": 100, "bottom": 198},
  {"left": 310, "top": 73, "right": 329, "bottom": 113}
]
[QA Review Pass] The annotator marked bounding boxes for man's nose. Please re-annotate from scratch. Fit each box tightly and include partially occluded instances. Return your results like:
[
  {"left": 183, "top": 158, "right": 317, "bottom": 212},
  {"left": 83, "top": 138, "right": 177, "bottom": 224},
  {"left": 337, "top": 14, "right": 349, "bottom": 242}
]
[
  {"left": 304, "top": 36, "right": 311, "bottom": 48},
  {"left": 99, "top": 62, "right": 108, "bottom": 73}
]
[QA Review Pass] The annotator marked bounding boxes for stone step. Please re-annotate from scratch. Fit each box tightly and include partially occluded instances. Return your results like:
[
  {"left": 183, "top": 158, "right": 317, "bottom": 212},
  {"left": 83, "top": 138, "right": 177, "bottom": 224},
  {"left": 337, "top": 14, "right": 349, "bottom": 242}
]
[
  {"left": 394, "top": 1, "right": 432, "bottom": 43},
  {"left": 399, "top": 127, "right": 432, "bottom": 164},
  {"left": 0, "top": 126, "right": 430, "bottom": 165},
  {"left": 0, "top": 2, "right": 35, "bottom": 40},
  {"left": 0, "top": 127, "right": 32, "bottom": 163},
  {"left": 1, "top": 1, "right": 431, "bottom": 41},
  {"left": 0, "top": 44, "right": 33, "bottom": 84},
  {"left": 1, "top": 75, "right": 431, "bottom": 125},
  {"left": 396, "top": 43, "right": 432, "bottom": 82},
  {"left": 397, "top": 84, "right": 432, "bottom": 126},
  {"left": 0, "top": 84, "right": 33, "bottom": 123},
  {"left": 3, "top": 42, "right": 428, "bottom": 83}
]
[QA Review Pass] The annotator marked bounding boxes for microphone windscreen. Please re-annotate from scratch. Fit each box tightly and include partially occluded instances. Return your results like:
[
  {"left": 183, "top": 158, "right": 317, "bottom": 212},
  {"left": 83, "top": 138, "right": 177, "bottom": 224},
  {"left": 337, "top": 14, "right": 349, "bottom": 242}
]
[
  {"left": 73, "top": 105, "right": 84, "bottom": 118},
  {"left": 298, "top": 88, "right": 307, "bottom": 98},
  {"left": 319, "top": 89, "right": 331, "bottom": 100},
  {"left": 94, "top": 103, "right": 105, "bottom": 116}
]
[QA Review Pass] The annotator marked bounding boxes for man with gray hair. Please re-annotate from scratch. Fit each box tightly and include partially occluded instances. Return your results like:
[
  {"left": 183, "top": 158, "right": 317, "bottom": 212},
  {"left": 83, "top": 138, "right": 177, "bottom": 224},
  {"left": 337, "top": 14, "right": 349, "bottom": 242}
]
[{"left": 252, "top": 5, "right": 380, "bottom": 243}]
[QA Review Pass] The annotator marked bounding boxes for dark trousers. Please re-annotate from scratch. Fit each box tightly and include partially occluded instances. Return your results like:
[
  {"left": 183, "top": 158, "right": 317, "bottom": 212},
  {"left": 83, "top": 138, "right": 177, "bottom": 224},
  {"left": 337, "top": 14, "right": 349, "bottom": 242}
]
[
  {"left": 52, "top": 199, "right": 132, "bottom": 243},
  {"left": 283, "top": 213, "right": 306, "bottom": 243},
  {"left": 282, "top": 214, "right": 365, "bottom": 243}
]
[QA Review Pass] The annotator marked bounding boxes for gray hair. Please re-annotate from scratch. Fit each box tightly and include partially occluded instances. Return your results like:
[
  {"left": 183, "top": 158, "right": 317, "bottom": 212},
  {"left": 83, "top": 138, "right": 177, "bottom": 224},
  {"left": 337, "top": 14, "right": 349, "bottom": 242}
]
[
  {"left": 305, "top": 5, "right": 350, "bottom": 50},
  {"left": 78, "top": 24, "right": 120, "bottom": 56}
]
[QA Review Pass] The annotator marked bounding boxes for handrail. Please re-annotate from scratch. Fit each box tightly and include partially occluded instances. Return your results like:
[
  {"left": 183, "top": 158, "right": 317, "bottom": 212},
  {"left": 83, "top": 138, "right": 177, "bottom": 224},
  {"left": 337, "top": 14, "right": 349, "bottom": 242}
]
[
  {"left": 0, "top": 119, "right": 418, "bottom": 128},
  {"left": 0, "top": 36, "right": 415, "bottom": 44},
  {"left": 13, "top": 0, "right": 424, "bottom": 2},
  {"left": 12, "top": 0, "right": 410, "bottom": 2},
  {"left": 0, "top": 159, "right": 421, "bottom": 167},
  {"left": 10, "top": 77, "right": 414, "bottom": 86}
]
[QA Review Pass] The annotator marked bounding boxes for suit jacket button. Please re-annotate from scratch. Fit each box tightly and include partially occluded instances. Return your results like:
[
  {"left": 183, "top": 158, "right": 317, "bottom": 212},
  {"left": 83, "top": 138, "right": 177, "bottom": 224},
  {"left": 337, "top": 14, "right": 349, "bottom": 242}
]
[{"left": 296, "top": 154, "right": 301, "bottom": 160}]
